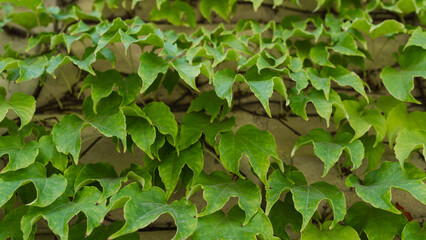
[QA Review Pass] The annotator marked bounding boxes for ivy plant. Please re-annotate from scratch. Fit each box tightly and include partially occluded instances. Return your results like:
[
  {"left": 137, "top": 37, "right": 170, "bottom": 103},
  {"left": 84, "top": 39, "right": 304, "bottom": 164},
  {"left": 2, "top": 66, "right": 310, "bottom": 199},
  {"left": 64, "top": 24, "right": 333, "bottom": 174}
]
[{"left": 0, "top": 0, "right": 425, "bottom": 239}]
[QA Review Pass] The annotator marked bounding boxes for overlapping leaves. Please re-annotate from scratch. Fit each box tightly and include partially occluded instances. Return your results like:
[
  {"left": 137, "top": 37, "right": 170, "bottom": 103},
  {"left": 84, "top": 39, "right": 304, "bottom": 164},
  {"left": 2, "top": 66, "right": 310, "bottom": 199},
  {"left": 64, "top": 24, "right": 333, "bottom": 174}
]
[{"left": 0, "top": 0, "right": 425, "bottom": 239}]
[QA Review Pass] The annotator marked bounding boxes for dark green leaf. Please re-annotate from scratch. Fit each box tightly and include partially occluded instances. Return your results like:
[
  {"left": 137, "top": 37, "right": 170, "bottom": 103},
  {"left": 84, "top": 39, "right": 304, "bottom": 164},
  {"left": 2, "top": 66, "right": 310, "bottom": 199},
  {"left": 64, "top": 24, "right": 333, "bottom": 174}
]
[
  {"left": 0, "top": 207, "right": 34, "bottom": 240},
  {"left": 267, "top": 194, "right": 302, "bottom": 240},
  {"left": 346, "top": 202, "right": 407, "bottom": 240},
  {"left": 158, "top": 142, "right": 203, "bottom": 198},
  {"left": 69, "top": 221, "right": 139, "bottom": 240},
  {"left": 187, "top": 91, "right": 229, "bottom": 121}
]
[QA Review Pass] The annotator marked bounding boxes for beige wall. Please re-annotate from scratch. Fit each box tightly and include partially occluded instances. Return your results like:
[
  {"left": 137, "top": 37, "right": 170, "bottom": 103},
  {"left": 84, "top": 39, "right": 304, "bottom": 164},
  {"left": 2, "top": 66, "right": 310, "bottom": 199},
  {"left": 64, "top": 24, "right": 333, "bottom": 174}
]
[{"left": 1, "top": 0, "right": 425, "bottom": 239}]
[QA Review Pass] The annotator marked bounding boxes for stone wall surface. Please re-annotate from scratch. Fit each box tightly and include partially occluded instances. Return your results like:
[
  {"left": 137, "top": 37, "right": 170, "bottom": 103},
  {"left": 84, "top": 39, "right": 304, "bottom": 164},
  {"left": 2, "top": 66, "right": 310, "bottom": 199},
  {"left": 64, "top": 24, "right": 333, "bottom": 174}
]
[{"left": 0, "top": 0, "right": 425, "bottom": 239}]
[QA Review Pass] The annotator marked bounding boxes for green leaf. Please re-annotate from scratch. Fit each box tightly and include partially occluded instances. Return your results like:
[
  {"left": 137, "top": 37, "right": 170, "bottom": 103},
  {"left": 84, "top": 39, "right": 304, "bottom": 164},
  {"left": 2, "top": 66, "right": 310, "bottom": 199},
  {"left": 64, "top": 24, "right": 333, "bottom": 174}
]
[
  {"left": 219, "top": 124, "right": 279, "bottom": 184},
  {"left": 1, "top": 0, "right": 43, "bottom": 11},
  {"left": 244, "top": 67, "right": 284, "bottom": 117},
  {"left": 191, "top": 206, "right": 275, "bottom": 240},
  {"left": 289, "top": 88, "right": 344, "bottom": 126},
  {"left": 324, "top": 66, "right": 368, "bottom": 101},
  {"left": 381, "top": 46, "right": 426, "bottom": 103},
  {"left": 246, "top": 0, "right": 262, "bottom": 11},
  {"left": 290, "top": 69, "right": 309, "bottom": 93},
  {"left": 213, "top": 69, "right": 238, "bottom": 106},
  {"left": 369, "top": 20, "right": 405, "bottom": 39},
  {"left": 0, "top": 92, "right": 36, "bottom": 129},
  {"left": 346, "top": 18, "right": 406, "bottom": 39},
  {"left": 291, "top": 128, "right": 364, "bottom": 176},
  {"left": 36, "top": 135, "right": 68, "bottom": 172},
  {"left": 171, "top": 58, "right": 200, "bottom": 91},
  {"left": 26, "top": 33, "right": 52, "bottom": 52},
  {"left": 394, "top": 129, "right": 426, "bottom": 167},
  {"left": 346, "top": 161, "right": 426, "bottom": 213},
  {"left": 127, "top": 116, "right": 156, "bottom": 159},
  {"left": 73, "top": 162, "right": 118, "bottom": 202},
  {"left": 143, "top": 102, "right": 178, "bottom": 146},
  {"left": 74, "top": 162, "right": 151, "bottom": 203},
  {"left": 46, "top": 54, "right": 71, "bottom": 78},
  {"left": 94, "top": 19, "right": 128, "bottom": 54},
  {"left": 343, "top": 100, "right": 386, "bottom": 145},
  {"left": 331, "top": 33, "right": 365, "bottom": 57},
  {"left": 187, "top": 90, "right": 229, "bottom": 121},
  {"left": 0, "top": 136, "right": 38, "bottom": 173},
  {"left": 138, "top": 52, "right": 168, "bottom": 93},
  {"left": 310, "top": 43, "right": 334, "bottom": 67},
  {"left": 83, "top": 95, "right": 127, "bottom": 151},
  {"left": 10, "top": 11, "right": 50, "bottom": 30},
  {"left": 301, "top": 221, "right": 360, "bottom": 240},
  {"left": 81, "top": 70, "right": 122, "bottom": 113},
  {"left": 268, "top": 195, "right": 302, "bottom": 240},
  {"left": 63, "top": 165, "right": 82, "bottom": 197},
  {"left": 0, "top": 163, "right": 66, "bottom": 208},
  {"left": 21, "top": 187, "right": 108, "bottom": 240},
  {"left": 52, "top": 114, "right": 86, "bottom": 163},
  {"left": 200, "top": 0, "right": 232, "bottom": 22},
  {"left": 385, "top": 103, "right": 425, "bottom": 152},
  {"left": 361, "top": 135, "right": 385, "bottom": 172},
  {"left": 108, "top": 183, "right": 197, "bottom": 239},
  {"left": 117, "top": 74, "right": 142, "bottom": 105},
  {"left": 266, "top": 170, "right": 346, "bottom": 231},
  {"left": 50, "top": 33, "right": 80, "bottom": 53},
  {"left": 307, "top": 68, "right": 331, "bottom": 98},
  {"left": 179, "top": 112, "right": 235, "bottom": 151},
  {"left": 402, "top": 221, "right": 426, "bottom": 240},
  {"left": 188, "top": 171, "right": 261, "bottom": 225},
  {"left": 406, "top": 28, "right": 426, "bottom": 50},
  {"left": 162, "top": 69, "right": 180, "bottom": 95},
  {"left": 158, "top": 142, "right": 203, "bottom": 198},
  {"left": 149, "top": 0, "right": 196, "bottom": 27},
  {"left": 69, "top": 48, "right": 96, "bottom": 76},
  {"left": 346, "top": 202, "right": 408, "bottom": 240}
]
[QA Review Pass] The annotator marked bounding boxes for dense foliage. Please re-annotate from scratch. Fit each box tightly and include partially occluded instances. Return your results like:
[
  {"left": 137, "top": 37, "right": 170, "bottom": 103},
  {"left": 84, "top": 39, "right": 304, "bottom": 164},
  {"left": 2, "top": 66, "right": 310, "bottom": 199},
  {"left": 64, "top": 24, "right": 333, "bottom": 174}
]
[{"left": 0, "top": 0, "right": 425, "bottom": 239}]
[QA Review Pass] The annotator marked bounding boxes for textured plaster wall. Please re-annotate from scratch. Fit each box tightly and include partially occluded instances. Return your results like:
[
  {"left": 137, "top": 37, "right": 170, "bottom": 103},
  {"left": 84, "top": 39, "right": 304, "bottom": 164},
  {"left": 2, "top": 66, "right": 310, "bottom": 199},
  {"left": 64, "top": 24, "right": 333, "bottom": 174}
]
[{"left": 0, "top": 0, "right": 425, "bottom": 239}]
